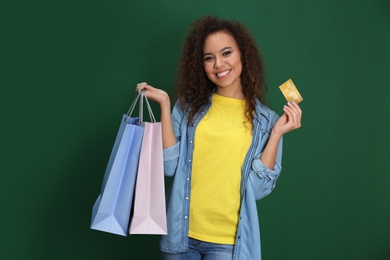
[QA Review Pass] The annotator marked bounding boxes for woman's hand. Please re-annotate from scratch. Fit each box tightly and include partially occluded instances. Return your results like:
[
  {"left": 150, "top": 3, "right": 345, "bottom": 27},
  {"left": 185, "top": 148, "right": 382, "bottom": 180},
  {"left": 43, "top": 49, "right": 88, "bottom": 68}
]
[
  {"left": 272, "top": 101, "right": 302, "bottom": 137},
  {"left": 136, "top": 82, "right": 170, "bottom": 108},
  {"left": 135, "top": 82, "right": 176, "bottom": 148},
  {"left": 260, "top": 101, "right": 302, "bottom": 169}
]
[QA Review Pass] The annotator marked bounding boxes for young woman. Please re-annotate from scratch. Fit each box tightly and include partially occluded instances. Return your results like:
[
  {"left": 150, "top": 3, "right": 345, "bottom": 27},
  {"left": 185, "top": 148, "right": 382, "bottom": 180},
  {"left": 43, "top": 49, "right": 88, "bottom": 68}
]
[{"left": 137, "top": 16, "right": 302, "bottom": 260}]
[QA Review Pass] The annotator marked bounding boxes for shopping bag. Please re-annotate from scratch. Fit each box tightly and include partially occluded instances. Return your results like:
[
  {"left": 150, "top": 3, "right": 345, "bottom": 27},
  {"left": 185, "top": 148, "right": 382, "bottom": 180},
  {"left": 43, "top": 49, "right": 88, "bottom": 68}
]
[
  {"left": 129, "top": 98, "right": 167, "bottom": 235},
  {"left": 91, "top": 91, "right": 144, "bottom": 236}
]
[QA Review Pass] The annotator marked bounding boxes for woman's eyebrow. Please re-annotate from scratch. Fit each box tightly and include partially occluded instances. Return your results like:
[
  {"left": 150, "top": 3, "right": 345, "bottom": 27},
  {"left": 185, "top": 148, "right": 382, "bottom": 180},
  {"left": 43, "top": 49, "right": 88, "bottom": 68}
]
[
  {"left": 203, "top": 46, "right": 233, "bottom": 56},
  {"left": 219, "top": 46, "right": 233, "bottom": 52}
]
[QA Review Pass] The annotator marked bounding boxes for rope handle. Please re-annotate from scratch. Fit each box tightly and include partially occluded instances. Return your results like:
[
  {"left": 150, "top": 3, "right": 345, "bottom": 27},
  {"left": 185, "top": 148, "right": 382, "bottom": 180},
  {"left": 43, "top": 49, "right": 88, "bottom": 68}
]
[{"left": 125, "top": 88, "right": 156, "bottom": 124}]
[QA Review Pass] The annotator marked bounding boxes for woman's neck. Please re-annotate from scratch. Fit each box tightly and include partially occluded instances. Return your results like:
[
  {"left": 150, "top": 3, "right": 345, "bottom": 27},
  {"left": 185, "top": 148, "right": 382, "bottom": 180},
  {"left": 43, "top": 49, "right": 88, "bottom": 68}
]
[{"left": 215, "top": 87, "right": 245, "bottom": 99}]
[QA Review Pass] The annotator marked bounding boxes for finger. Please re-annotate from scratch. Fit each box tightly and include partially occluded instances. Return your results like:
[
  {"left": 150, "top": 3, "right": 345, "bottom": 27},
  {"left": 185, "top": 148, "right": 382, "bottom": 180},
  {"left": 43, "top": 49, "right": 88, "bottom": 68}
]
[
  {"left": 288, "top": 102, "right": 302, "bottom": 120},
  {"left": 283, "top": 105, "right": 295, "bottom": 123},
  {"left": 287, "top": 101, "right": 300, "bottom": 113},
  {"left": 292, "top": 101, "right": 302, "bottom": 112},
  {"left": 283, "top": 105, "right": 300, "bottom": 128},
  {"left": 283, "top": 109, "right": 295, "bottom": 123},
  {"left": 136, "top": 82, "right": 147, "bottom": 92},
  {"left": 287, "top": 102, "right": 302, "bottom": 121}
]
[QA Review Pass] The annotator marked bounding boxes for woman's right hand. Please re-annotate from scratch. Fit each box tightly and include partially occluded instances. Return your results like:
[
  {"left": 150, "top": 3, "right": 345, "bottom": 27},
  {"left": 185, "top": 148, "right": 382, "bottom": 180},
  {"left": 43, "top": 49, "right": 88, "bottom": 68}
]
[{"left": 136, "top": 82, "right": 171, "bottom": 108}]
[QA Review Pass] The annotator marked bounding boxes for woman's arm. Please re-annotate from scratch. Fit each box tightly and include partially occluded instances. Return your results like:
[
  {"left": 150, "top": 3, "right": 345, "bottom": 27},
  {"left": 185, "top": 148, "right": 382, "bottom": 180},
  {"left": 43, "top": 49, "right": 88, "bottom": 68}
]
[
  {"left": 136, "top": 83, "right": 177, "bottom": 149},
  {"left": 260, "top": 101, "right": 302, "bottom": 169}
]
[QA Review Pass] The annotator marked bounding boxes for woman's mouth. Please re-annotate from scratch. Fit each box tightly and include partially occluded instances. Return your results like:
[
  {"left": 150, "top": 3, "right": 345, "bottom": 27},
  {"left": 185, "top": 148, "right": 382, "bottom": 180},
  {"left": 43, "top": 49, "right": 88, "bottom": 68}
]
[{"left": 216, "top": 70, "right": 231, "bottom": 78}]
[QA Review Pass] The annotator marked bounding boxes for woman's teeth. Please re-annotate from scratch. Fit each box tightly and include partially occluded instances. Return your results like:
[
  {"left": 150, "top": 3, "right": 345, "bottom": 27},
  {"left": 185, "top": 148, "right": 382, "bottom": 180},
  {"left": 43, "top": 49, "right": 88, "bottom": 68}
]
[{"left": 217, "top": 70, "right": 230, "bottom": 77}]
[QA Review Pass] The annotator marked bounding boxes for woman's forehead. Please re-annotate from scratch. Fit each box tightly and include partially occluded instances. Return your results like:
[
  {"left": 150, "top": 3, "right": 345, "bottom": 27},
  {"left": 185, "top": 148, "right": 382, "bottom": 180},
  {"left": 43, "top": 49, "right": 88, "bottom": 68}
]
[{"left": 204, "top": 31, "right": 238, "bottom": 52}]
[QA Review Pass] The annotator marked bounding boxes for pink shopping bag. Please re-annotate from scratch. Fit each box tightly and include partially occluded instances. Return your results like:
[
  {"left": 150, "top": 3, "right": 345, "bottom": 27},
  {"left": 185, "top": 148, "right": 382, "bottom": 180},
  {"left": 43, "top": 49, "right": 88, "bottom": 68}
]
[{"left": 129, "top": 120, "right": 167, "bottom": 235}]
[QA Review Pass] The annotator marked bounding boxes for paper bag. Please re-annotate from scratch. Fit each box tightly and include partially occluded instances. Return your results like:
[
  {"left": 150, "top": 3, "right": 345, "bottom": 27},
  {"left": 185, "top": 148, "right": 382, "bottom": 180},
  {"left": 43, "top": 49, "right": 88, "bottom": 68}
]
[
  {"left": 91, "top": 92, "right": 144, "bottom": 236},
  {"left": 129, "top": 121, "right": 167, "bottom": 235}
]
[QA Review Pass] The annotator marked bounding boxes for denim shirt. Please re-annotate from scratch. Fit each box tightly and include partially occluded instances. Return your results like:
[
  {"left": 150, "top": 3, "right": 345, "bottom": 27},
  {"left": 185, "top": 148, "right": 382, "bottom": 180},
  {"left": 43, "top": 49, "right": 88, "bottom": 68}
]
[{"left": 159, "top": 96, "right": 283, "bottom": 260}]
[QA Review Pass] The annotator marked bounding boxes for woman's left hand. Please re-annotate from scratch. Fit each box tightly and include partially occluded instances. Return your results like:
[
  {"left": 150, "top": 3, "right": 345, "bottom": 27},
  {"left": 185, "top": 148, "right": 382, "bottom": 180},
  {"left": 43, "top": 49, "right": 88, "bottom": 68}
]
[{"left": 272, "top": 101, "right": 302, "bottom": 136}]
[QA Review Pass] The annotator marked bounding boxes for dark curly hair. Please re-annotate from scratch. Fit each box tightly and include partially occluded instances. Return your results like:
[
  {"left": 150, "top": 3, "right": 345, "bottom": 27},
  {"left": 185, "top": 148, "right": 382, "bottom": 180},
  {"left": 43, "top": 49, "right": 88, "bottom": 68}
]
[{"left": 174, "top": 16, "right": 267, "bottom": 126}]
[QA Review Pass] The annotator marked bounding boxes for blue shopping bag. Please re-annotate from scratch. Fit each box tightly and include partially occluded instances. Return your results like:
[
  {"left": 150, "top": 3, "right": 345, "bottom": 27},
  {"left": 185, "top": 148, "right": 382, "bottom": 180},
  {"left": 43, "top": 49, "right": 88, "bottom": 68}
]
[{"left": 91, "top": 91, "right": 145, "bottom": 236}]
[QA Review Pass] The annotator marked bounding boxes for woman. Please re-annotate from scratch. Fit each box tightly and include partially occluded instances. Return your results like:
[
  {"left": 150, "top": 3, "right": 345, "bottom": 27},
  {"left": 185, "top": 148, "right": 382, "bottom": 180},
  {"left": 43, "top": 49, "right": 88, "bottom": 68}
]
[{"left": 137, "top": 16, "right": 302, "bottom": 260}]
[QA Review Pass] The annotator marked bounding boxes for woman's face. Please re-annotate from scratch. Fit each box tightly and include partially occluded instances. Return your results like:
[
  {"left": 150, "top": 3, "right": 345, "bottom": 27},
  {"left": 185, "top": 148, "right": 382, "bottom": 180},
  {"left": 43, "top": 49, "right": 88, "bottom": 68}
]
[{"left": 203, "top": 31, "right": 243, "bottom": 98}]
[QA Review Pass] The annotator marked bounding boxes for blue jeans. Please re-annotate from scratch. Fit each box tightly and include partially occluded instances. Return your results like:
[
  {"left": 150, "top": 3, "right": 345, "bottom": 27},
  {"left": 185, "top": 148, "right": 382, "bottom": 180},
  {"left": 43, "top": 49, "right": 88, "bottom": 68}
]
[{"left": 161, "top": 238, "right": 234, "bottom": 260}]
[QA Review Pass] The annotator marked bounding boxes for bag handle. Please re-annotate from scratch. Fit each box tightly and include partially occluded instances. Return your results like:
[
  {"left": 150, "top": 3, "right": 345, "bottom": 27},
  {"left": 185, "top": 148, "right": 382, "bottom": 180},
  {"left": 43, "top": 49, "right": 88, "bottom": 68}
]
[
  {"left": 143, "top": 91, "right": 156, "bottom": 123},
  {"left": 125, "top": 89, "right": 156, "bottom": 124},
  {"left": 126, "top": 91, "right": 141, "bottom": 120}
]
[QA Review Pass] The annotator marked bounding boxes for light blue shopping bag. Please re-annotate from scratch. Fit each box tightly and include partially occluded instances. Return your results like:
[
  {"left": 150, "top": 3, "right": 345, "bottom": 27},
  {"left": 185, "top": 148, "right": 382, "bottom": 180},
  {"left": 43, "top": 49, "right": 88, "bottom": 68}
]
[{"left": 91, "top": 91, "right": 145, "bottom": 236}]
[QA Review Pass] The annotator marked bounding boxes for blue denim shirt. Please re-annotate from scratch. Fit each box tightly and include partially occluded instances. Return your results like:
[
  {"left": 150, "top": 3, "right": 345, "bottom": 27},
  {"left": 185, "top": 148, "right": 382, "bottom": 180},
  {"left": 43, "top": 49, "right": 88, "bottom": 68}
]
[{"left": 160, "top": 96, "right": 283, "bottom": 260}]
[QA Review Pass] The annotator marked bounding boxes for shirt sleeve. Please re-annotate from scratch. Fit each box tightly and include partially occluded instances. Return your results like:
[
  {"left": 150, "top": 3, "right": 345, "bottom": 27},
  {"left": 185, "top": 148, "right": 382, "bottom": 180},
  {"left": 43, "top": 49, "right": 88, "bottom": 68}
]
[
  {"left": 250, "top": 136, "right": 283, "bottom": 200},
  {"left": 248, "top": 108, "right": 283, "bottom": 200},
  {"left": 162, "top": 102, "right": 184, "bottom": 177},
  {"left": 163, "top": 142, "right": 180, "bottom": 177}
]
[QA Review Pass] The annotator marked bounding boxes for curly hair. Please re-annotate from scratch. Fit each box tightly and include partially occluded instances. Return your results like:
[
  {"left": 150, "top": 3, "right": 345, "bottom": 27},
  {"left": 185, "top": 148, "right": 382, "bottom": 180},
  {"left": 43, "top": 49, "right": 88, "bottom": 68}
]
[{"left": 174, "top": 16, "right": 267, "bottom": 126}]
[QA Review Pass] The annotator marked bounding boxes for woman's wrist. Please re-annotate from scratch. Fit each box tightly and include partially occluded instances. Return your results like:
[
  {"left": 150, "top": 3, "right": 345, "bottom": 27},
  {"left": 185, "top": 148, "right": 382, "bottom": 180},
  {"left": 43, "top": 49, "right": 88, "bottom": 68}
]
[
  {"left": 270, "top": 129, "right": 283, "bottom": 140},
  {"left": 159, "top": 97, "right": 171, "bottom": 111}
]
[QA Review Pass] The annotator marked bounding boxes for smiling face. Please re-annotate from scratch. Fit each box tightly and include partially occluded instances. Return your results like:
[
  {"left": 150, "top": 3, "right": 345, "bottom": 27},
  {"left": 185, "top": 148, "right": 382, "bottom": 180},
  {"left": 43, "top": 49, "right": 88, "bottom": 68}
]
[{"left": 203, "top": 31, "right": 243, "bottom": 98}]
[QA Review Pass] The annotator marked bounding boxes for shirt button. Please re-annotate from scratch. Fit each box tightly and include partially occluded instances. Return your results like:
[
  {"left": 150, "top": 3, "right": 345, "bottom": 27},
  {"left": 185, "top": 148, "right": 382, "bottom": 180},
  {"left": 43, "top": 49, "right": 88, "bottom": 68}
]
[
  {"left": 188, "top": 159, "right": 191, "bottom": 162},
  {"left": 187, "top": 178, "right": 190, "bottom": 181},
  {"left": 192, "top": 123, "right": 195, "bottom": 126},
  {"left": 184, "top": 216, "right": 188, "bottom": 219},
  {"left": 190, "top": 140, "right": 193, "bottom": 144},
  {"left": 186, "top": 197, "right": 189, "bottom": 200}
]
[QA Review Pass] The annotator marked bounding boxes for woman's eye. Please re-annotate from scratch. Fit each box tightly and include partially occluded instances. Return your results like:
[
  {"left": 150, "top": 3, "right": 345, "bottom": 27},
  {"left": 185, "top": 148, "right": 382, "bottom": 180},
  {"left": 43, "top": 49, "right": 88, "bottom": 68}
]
[
  {"left": 222, "top": 51, "right": 232, "bottom": 56},
  {"left": 204, "top": 56, "right": 213, "bottom": 61}
]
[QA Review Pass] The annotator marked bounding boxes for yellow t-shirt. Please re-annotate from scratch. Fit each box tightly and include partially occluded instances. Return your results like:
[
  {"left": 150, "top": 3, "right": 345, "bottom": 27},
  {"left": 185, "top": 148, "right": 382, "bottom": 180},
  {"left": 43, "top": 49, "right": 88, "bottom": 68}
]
[{"left": 189, "top": 93, "right": 252, "bottom": 244}]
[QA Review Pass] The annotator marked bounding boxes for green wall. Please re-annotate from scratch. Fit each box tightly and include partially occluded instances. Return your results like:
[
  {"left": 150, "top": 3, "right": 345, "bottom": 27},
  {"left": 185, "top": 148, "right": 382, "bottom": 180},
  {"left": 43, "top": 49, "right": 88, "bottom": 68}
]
[{"left": 2, "top": 0, "right": 389, "bottom": 259}]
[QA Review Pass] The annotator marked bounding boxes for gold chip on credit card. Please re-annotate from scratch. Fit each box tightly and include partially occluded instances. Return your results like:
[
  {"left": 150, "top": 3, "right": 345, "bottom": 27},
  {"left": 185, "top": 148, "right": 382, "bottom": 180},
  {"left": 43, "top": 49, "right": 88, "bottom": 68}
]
[{"left": 279, "top": 79, "right": 303, "bottom": 103}]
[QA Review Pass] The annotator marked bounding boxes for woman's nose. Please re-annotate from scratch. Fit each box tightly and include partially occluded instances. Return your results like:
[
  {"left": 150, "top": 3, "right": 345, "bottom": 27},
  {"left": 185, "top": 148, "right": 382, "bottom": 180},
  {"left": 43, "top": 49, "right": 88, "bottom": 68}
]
[{"left": 213, "top": 57, "right": 223, "bottom": 68}]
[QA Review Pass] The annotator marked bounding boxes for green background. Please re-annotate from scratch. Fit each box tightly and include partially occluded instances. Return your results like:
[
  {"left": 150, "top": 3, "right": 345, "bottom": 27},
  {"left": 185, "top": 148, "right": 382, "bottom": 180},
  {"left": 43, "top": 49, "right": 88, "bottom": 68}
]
[{"left": 2, "top": 0, "right": 389, "bottom": 259}]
